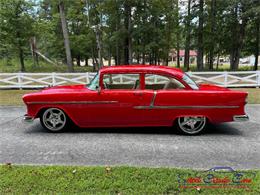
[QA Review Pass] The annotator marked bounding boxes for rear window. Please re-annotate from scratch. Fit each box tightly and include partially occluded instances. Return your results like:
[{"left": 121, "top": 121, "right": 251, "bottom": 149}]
[{"left": 182, "top": 73, "right": 199, "bottom": 90}]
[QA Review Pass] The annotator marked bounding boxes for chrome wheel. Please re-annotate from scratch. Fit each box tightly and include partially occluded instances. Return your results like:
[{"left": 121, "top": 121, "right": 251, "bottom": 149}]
[
  {"left": 177, "top": 116, "right": 206, "bottom": 135},
  {"left": 42, "top": 108, "right": 66, "bottom": 132}
]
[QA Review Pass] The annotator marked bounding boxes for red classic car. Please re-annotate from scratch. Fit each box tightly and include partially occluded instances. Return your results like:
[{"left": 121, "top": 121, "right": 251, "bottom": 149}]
[{"left": 23, "top": 65, "right": 248, "bottom": 135}]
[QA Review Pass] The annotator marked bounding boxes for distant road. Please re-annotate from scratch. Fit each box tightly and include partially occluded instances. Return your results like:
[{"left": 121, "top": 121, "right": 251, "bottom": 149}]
[{"left": 0, "top": 105, "right": 260, "bottom": 169}]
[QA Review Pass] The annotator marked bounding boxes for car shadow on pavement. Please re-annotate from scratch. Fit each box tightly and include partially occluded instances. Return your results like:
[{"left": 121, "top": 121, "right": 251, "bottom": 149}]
[{"left": 25, "top": 120, "right": 244, "bottom": 136}]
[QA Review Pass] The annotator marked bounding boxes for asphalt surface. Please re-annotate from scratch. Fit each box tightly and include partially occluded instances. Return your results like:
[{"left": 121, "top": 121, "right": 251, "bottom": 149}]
[{"left": 0, "top": 105, "right": 260, "bottom": 169}]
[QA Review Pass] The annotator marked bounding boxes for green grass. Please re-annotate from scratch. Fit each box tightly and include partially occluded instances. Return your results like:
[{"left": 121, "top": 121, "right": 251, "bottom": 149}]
[
  {"left": 0, "top": 90, "right": 37, "bottom": 106},
  {"left": 0, "top": 58, "right": 93, "bottom": 73},
  {"left": 0, "top": 165, "right": 259, "bottom": 194},
  {"left": 233, "top": 88, "right": 260, "bottom": 104},
  {"left": 1, "top": 88, "right": 260, "bottom": 106}
]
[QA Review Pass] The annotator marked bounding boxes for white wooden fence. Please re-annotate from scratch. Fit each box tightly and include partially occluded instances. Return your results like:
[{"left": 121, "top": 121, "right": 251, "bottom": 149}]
[{"left": 0, "top": 71, "right": 260, "bottom": 89}]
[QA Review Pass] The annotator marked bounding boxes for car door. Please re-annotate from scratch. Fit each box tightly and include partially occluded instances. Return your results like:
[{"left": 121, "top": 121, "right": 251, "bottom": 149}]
[
  {"left": 79, "top": 73, "right": 153, "bottom": 127},
  {"left": 141, "top": 73, "right": 188, "bottom": 126}
]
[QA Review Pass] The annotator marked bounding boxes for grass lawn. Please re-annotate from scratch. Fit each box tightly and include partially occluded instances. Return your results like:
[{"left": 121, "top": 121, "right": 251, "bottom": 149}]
[
  {"left": 0, "top": 165, "right": 259, "bottom": 194},
  {"left": 0, "top": 88, "right": 260, "bottom": 106},
  {"left": 233, "top": 88, "right": 260, "bottom": 104},
  {"left": 0, "top": 90, "right": 37, "bottom": 106}
]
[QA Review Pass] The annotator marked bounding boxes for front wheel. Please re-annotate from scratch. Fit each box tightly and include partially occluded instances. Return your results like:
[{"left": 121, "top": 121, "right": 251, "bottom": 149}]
[
  {"left": 176, "top": 116, "right": 207, "bottom": 135},
  {"left": 40, "top": 108, "right": 68, "bottom": 132}
]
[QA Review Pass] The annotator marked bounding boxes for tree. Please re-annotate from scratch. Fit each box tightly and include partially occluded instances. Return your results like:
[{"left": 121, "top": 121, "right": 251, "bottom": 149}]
[
  {"left": 197, "top": 0, "right": 204, "bottom": 70},
  {"left": 0, "top": 0, "right": 34, "bottom": 71},
  {"left": 243, "top": 0, "right": 260, "bottom": 70},
  {"left": 184, "top": 0, "right": 192, "bottom": 70},
  {"left": 228, "top": 1, "right": 249, "bottom": 70},
  {"left": 59, "top": 0, "right": 73, "bottom": 72},
  {"left": 208, "top": 0, "right": 216, "bottom": 70}
]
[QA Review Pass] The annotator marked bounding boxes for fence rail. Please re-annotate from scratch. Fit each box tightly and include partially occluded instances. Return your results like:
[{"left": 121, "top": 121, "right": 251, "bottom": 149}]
[{"left": 0, "top": 71, "right": 260, "bottom": 89}]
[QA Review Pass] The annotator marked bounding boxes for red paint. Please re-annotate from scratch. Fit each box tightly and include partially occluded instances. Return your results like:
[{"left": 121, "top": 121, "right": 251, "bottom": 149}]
[{"left": 23, "top": 65, "right": 248, "bottom": 128}]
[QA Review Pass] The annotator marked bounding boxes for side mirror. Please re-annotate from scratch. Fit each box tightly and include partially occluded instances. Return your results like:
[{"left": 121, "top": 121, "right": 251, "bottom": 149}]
[{"left": 96, "top": 86, "right": 101, "bottom": 94}]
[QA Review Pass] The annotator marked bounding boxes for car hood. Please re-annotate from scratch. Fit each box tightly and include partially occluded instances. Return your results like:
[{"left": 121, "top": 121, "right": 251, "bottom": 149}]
[
  {"left": 199, "top": 84, "right": 229, "bottom": 91},
  {"left": 41, "top": 84, "right": 87, "bottom": 93}
]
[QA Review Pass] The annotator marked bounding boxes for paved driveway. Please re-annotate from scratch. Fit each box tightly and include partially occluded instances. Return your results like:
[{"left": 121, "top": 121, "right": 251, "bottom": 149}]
[{"left": 0, "top": 105, "right": 260, "bottom": 169}]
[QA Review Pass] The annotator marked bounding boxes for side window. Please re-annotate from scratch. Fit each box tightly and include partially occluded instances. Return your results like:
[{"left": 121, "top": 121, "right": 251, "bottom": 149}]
[
  {"left": 145, "top": 74, "right": 185, "bottom": 90},
  {"left": 103, "top": 74, "right": 140, "bottom": 90}
]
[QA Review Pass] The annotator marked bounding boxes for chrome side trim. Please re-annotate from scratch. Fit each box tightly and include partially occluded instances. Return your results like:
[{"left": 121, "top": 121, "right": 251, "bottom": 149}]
[
  {"left": 150, "top": 91, "right": 157, "bottom": 107},
  {"left": 134, "top": 105, "right": 240, "bottom": 109},
  {"left": 233, "top": 115, "right": 249, "bottom": 122},
  {"left": 27, "top": 101, "right": 118, "bottom": 105}
]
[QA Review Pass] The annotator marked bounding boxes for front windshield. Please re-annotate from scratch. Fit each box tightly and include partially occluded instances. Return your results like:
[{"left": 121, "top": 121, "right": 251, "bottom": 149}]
[
  {"left": 182, "top": 73, "right": 199, "bottom": 90},
  {"left": 87, "top": 72, "right": 99, "bottom": 90}
]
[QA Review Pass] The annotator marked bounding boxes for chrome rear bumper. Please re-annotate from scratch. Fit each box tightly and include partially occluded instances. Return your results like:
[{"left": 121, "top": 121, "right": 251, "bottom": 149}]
[
  {"left": 23, "top": 115, "right": 34, "bottom": 123},
  {"left": 233, "top": 115, "right": 249, "bottom": 122}
]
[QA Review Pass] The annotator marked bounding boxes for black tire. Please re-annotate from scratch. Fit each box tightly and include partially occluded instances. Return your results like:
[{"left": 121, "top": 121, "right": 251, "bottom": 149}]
[
  {"left": 175, "top": 116, "right": 207, "bottom": 135},
  {"left": 40, "top": 108, "right": 69, "bottom": 132}
]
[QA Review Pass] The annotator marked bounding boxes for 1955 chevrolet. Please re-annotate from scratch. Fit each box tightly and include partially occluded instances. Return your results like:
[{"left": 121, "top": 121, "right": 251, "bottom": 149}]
[{"left": 23, "top": 65, "right": 249, "bottom": 135}]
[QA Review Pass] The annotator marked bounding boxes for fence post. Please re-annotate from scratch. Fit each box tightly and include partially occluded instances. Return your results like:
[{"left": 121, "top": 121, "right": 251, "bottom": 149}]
[
  {"left": 120, "top": 74, "right": 123, "bottom": 83},
  {"left": 17, "top": 72, "right": 22, "bottom": 90},
  {"left": 224, "top": 71, "right": 228, "bottom": 87},
  {"left": 257, "top": 71, "right": 260, "bottom": 88},
  {"left": 86, "top": 72, "right": 89, "bottom": 84},
  {"left": 52, "top": 72, "right": 56, "bottom": 86}
]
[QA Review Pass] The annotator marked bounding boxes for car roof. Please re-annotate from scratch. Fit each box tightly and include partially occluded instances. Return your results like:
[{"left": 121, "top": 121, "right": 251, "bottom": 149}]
[{"left": 99, "top": 65, "right": 184, "bottom": 79}]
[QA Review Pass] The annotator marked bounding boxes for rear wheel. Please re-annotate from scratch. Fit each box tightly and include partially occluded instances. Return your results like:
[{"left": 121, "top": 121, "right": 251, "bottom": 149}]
[
  {"left": 176, "top": 116, "right": 206, "bottom": 135},
  {"left": 40, "top": 108, "right": 68, "bottom": 132}
]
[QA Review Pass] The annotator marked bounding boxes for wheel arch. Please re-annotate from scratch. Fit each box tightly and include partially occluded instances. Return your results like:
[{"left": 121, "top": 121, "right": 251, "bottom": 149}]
[
  {"left": 36, "top": 106, "right": 80, "bottom": 127},
  {"left": 172, "top": 114, "right": 213, "bottom": 126}
]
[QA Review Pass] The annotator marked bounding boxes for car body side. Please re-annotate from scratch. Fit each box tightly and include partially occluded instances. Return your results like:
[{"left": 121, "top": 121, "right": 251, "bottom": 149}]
[{"left": 23, "top": 66, "right": 248, "bottom": 128}]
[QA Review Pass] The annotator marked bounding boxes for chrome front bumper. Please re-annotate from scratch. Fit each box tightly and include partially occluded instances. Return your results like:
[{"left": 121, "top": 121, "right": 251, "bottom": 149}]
[
  {"left": 23, "top": 115, "right": 34, "bottom": 123},
  {"left": 233, "top": 115, "right": 249, "bottom": 122}
]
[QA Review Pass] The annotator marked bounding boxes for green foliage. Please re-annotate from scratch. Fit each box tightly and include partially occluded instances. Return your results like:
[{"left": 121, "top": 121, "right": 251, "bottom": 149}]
[
  {"left": 0, "top": 165, "right": 259, "bottom": 194},
  {"left": 0, "top": 0, "right": 34, "bottom": 70},
  {"left": 0, "top": 0, "right": 260, "bottom": 72}
]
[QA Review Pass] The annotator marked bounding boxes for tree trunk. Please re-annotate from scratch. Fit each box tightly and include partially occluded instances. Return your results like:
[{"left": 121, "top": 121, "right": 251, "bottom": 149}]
[
  {"left": 76, "top": 55, "right": 81, "bottom": 66},
  {"left": 85, "top": 57, "right": 88, "bottom": 66},
  {"left": 16, "top": 31, "right": 25, "bottom": 72},
  {"left": 59, "top": 1, "right": 73, "bottom": 72},
  {"left": 149, "top": 53, "right": 152, "bottom": 65},
  {"left": 19, "top": 47, "right": 25, "bottom": 72},
  {"left": 197, "top": 0, "right": 204, "bottom": 70},
  {"left": 254, "top": 19, "right": 259, "bottom": 70},
  {"left": 128, "top": 7, "right": 132, "bottom": 65},
  {"left": 184, "top": 0, "right": 191, "bottom": 70},
  {"left": 142, "top": 52, "right": 146, "bottom": 64},
  {"left": 176, "top": 0, "right": 180, "bottom": 68},
  {"left": 115, "top": 12, "right": 120, "bottom": 65},
  {"left": 108, "top": 45, "right": 112, "bottom": 66},
  {"left": 124, "top": 1, "right": 131, "bottom": 65},
  {"left": 137, "top": 53, "right": 140, "bottom": 64},
  {"left": 95, "top": 26, "right": 103, "bottom": 69},
  {"left": 177, "top": 49, "right": 180, "bottom": 68},
  {"left": 209, "top": 0, "right": 216, "bottom": 70},
  {"left": 216, "top": 53, "right": 220, "bottom": 70},
  {"left": 230, "top": 4, "right": 247, "bottom": 70}
]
